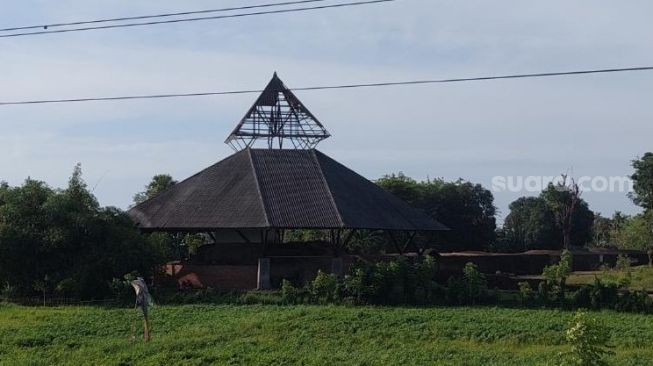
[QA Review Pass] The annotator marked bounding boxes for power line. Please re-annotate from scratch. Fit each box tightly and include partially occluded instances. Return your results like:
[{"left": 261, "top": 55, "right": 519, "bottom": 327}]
[
  {"left": 0, "top": 0, "right": 332, "bottom": 32},
  {"left": 0, "top": 66, "right": 651, "bottom": 106},
  {"left": 0, "top": 0, "right": 394, "bottom": 38}
]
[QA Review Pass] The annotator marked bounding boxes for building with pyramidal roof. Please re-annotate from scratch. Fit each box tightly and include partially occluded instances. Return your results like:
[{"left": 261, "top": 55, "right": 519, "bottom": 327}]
[{"left": 129, "top": 73, "right": 447, "bottom": 289}]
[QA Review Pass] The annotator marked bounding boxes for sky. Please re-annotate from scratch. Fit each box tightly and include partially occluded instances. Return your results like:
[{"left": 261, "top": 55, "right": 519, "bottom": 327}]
[{"left": 1, "top": 0, "right": 652, "bottom": 223}]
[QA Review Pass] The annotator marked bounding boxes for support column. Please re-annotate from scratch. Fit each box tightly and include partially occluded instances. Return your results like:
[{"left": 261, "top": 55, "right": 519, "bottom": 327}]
[{"left": 257, "top": 257, "right": 271, "bottom": 290}]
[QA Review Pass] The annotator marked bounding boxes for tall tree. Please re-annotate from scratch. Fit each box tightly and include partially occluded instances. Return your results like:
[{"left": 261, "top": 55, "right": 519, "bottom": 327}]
[
  {"left": 133, "top": 174, "right": 177, "bottom": 205},
  {"left": 0, "top": 166, "right": 168, "bottom": 298},
  {"left": 630, "top": 152, "right": 653, "bottom": 211},
  {"left": 541, "top": 175, "right": 585, "bottom": 249}
]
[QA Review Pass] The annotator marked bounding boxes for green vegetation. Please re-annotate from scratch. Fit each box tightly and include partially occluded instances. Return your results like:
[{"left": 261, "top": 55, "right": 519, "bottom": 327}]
[
  {"left": 1, "top": 304, "right": 651, "bottom": 365},
  {"left": 568, "top": 266, "right": 653, "bottom": 291},
  {"left": 559, "top": 311, "right": 614, "bottom": 366},
  {"left": 132, "top": 174, "right": 177, "bottom": 205},
  {"left": 377, "top": 173, "right": 497, "bottom": 251},
  {"left": 0, "top": 165, "right": 171, "bottom": 300},
  {"left": 501, "top": 180, "right": 594, "bottom": 251},
  {"left": 630, "top": 152, "right": 653, "bottom": 211}
]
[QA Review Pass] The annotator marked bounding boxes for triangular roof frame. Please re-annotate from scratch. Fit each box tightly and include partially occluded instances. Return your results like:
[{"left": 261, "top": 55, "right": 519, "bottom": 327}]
[{"left": 225, "top": 73, "right": 331, "bottom": 151}]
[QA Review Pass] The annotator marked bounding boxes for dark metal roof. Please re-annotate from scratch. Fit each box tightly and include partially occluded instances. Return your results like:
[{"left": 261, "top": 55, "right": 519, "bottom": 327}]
[{"left": 128, "top": 149, "right": 448, "bottom": 232}]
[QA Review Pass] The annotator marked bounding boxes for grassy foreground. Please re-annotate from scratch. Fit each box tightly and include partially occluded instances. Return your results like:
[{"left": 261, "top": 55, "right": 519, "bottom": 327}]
[{"left": 0, "top": 304, "right": 652, "bottom": 366}]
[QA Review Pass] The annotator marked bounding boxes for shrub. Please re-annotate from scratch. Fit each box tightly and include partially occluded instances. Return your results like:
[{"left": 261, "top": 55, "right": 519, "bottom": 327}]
[
  {"left": 615, "top": 289, "right": 652, "bottom": 313},
  {"left": 109, "top": 272, "right": 139, "bottom": 306},
  {"left": 281, "top": 279, "right": 310, "bottom": 304},
  {"left": 342, "top": 257, "right": 441, "bottom": 305},
  {"left": 615, "top": 254, "right": 631, "bottom": 271},
  {"left": 518, "top": 281, "right": 534, "bottom": 305},
  {"left": 537, "top": 281, "right": 552, "bottom": 305},
  {"left": 414, "top": 256, "right": 439, "bottom": 304},
  {"left": 310, "top": 270, "right": 339, "bottom": 304},
  {"left": 1, "top": 282, "right": 17, "bottom": 301},
  {"left": 55, "top": 278, "right": 79, "bottom": 298},
  {"left": 541, "top": 249, "right": 573, "bottom": 304},
  {"left": 558, "top": 311, "right": 613, "bottom": 366},
  {"left": 462, "top": 262, "right": 487, "bottom": 305},
  {"left": 445, "top": 276, "right": 465, "bottom": 305},
  {"left": 588, "top": 279, "right": 619, "bottom": 310}
]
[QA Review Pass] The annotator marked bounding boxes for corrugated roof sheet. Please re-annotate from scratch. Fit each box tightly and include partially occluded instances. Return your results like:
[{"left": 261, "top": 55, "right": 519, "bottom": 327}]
[{"left": 128, "top": 149, "right": 448, "bottom": 232}]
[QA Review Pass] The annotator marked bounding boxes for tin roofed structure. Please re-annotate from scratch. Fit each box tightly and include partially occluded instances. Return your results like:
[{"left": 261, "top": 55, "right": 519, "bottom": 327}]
[
  {"left": 129, "top": 148, "right": 446, "bottom": 232},
  {"left": 129, "top": 73, "right": 447, "bottom": 289}
]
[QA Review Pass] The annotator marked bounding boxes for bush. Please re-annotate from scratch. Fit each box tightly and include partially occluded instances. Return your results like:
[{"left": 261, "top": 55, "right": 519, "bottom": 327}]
[
  {"left": 588, "top": 279, "right": 619, "bottom": 310},
  {"left": 462, "top": 262, "right": 487, "bottom": 304},
  {"left": 310, "top": 271, "right": 339, "bottom": 304},
  {"left": 414, "top": 256, "right": 440, "bottom": 304},
  {"left": 615, "top": 254, "right": 632, "bottom": 271},
  {"left": 518, "top": 281, "right": 534, "bottom": 305},
  {"left": 616, "top": 289, "right": 652, "bottom": 313},
  {"left": 541, "top": 249, "right": 573, "bottom": 304},
  {"left": 55, "top": 278, "right": 79, "bottom": 298},
  {"left": 341, "top": 256, "right": 441, "bottom": 306},
  {"left": 445, "top": 276, "right": 466, "bottom": 305},
  {"left": 109, "top": 272, "right": 139, "bottom": 306},
  {"left": 444, "top": 263, "right": 492, "bottom": 306},
  {"left": 281, "top": 279, "right": 299, "bottom": 304},
  {"left": 1, "top": 282, "right": 17, "bottom": 301},
  {"left": 558, "top": 311, "right": 614, "bottom": 366},
  {"left": 280, "top": 279, "right": 311, "bottom": 305}
]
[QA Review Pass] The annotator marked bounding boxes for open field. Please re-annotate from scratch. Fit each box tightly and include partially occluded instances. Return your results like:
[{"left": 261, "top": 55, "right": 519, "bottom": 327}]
[{"left": 1, "top": 304, "right": 652, "bottom": 365}]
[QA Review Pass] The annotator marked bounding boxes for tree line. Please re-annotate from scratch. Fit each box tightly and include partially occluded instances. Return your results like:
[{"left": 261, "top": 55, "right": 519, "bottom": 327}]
[
  {"left": 377, "top": 153, "right": 653, "bottom": 255},
  {"left": 1, "top": 153, "right": 652, "bottom": 299}
]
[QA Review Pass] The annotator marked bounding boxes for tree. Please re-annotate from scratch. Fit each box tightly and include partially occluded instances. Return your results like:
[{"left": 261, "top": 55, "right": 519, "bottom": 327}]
[
  {"left": 133, "top": 174, "right": 177, "bottom": 205},
  {"left": 592, "top": 212, "right": 628, "bottom": 248},
  {"left": 541, "top": 176, "right": 590, "bottom": 249},
  {"left": 502, "top": 179, "right": 594, "bottom": 250},
  {"left": 0, "top": 165, "right": 169, "bottom": 299},
  {"left": 503, "top": 197, "right": 558, "bottom": 251},
  {"left": 629, "top": 152, "right": 653, "bottom": 211},
  {"left": 614, "top": 212, "right": 653, "bottom": 266},
  {"left": 377, "top": 173, "right": 496, "bottom": 251}
]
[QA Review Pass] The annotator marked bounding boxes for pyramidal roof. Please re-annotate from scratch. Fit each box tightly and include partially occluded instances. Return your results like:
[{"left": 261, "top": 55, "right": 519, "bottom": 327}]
[
  {"left": 129, "top": 149, "right": 447, "bottom": 232},
  {"left": 225, "top": 73, "right": 330, "bottom": 151}
]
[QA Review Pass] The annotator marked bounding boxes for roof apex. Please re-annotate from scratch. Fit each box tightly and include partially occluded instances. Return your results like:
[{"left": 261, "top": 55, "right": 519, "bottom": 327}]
[{"left": 225, "top": 73, "right": 330, "bottom": 151}]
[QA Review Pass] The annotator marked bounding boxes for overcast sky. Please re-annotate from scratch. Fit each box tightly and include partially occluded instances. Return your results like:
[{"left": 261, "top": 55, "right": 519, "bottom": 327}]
[{"left": 1, "top": 0, "right": 652, "bottom": 222}]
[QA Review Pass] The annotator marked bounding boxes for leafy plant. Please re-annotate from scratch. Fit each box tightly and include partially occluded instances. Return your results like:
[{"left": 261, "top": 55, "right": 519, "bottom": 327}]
[
  {"left": 310, "top": 271, "right": 338, "bottom": 304},
  {"left": 1, "top": 282, "right": 17, "bottom": 301},
  {"left": 541, "top": 249, "right": 573, "bottom": 303},
  {"left": 614, "top": 255, "right": 631, "bottom": 272},
  {"left": 558, "top": 311, "right": 614, "bottom": 366},
  {"left": 462, "top": 262, "right": 487, "bottom": 304},
  {"left": 109, "top": 272, "right": 140, "bottom": 306},
  {"left": 518, "top": 281, "right": 534, "bottom": 304}
]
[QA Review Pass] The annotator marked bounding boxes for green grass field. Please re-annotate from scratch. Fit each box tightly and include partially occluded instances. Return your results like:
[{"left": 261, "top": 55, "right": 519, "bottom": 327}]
[
  {"left": 566, "top": 265, "right": 653, "bottom": 291},
  {"left": 1, "top": 304, "right": 652, "bottom": 366}
]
